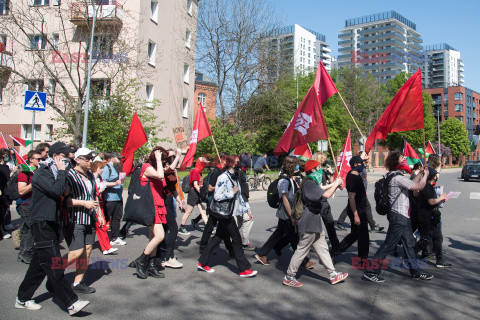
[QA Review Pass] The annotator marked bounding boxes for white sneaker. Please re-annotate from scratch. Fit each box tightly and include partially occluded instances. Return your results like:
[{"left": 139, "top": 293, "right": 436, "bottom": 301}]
[
  {"left": 3, "top": 233, "right": 12, "bottom": 239},
  {"left": 68, "top": 299, "right": 90, "bottom": 316},
  {"left": 103, "top": 247, "right": 119, "bottom": 255},
  {"left": 110, "top": 238, "right": 126, "bottom": 246},
  {"left": 163, "top": 257, "right": 183, "bottom": 269},
  {"left": 15, "top": 297, "right": 42, "bottom": 310}
]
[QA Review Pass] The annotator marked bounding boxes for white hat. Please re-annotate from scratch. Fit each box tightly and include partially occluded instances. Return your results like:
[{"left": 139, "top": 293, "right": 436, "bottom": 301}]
[{"left": 74, "top": 148, "right": 95, "bottom": 160}]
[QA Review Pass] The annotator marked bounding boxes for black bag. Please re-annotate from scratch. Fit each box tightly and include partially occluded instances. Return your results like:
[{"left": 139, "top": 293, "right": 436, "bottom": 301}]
[
  {"left": 267, "top": 175, "right": 290, "bottom": 209},
  {"left": 200, "top": 167, "right": 220, "bottom": 204},
  {"left": 208, "top": 174, "right": 236, "bottom": 220},
  {"left": 181, "top": 175, "right": 191, "bottom": 193},
  {"left": 123, "top": 170, "right": 155, "bottom": 226},
  {"left": 5, "top": 171, "right": 30, "bottom": 202},
  {"left": 374, "top": 172, "right": 402, "bottom": 215},
  {"left": 292, "top": 177, "right": 313, "bottom": 220}
]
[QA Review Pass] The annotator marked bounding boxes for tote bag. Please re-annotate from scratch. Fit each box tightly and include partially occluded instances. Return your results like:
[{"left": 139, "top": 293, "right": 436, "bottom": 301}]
[
  {"left": 123, "top": 170, "right": 155, "bottom": 226},
  {"left": 209, "top": 174, "right": 236, "bottom": 220}
]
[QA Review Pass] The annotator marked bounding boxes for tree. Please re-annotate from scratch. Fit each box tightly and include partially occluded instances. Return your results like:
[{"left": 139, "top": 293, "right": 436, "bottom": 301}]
[
  {"left": 2, "top": 1, "right": 152, "bottom": 145},
  {"left": 440, "top": 118, "right": 469, "bottom": 157},
  {"left": 196, "top": 0, "right": 279, "bottom": 123}
]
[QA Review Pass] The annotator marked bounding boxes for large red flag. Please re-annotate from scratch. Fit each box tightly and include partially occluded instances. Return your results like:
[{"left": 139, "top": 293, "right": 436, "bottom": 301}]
[
  {"left": 334, "top": 130, "right": 352, "bottom": 188},
  {"left": 180, "top": 103, "right": 212, "bottom": 170},
  {"left": 121, "top": 112, "right": 148, "bottom": 176},
  {"left": 0, "top": 132, "right": 8, "bottom": 149},
  {"left": 364, "top": 69, "right": 424, "bottom": 153},
  {"left": 274, "top": 61, "right": 337, "bottom": 155}
]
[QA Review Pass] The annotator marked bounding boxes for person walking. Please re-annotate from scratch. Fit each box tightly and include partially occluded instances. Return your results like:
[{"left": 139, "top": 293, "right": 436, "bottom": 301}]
[
  {"left": 235, "top": 159, "right": 255, "bottom": 251},
  {"left": 15, "top": 142, "right": 89, "bottom": 315},
  {"left": 0, "top": 148, "right": 12, "bottom": 239}
]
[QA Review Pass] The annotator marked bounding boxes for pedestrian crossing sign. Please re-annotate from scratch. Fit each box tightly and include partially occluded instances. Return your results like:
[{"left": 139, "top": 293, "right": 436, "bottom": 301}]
[{"left": 24, "top": 91, "right": 47, "bottom": 111}]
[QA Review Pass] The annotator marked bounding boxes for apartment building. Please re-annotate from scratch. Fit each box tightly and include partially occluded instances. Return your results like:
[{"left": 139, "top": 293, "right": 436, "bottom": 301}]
[
  {"left": 422, "top": 43, "right": 465, "bottom": 89},
  {"left": 338, "top": 10, "right": 423, "bottom": 82},
  {"left": 425, "top": 86, "right": 480, "bottom": 140},
  {"left": 0, "top": 0, "right": 198, "bottom": 152},
  {"left": 264, "top": 24, "right": 331, "bottom": 83}
]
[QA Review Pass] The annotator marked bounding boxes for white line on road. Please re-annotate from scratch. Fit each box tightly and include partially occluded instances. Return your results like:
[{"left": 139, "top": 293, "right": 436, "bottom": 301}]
[{"left": 469, "top": 192, "right": 480, "bottom": 199}]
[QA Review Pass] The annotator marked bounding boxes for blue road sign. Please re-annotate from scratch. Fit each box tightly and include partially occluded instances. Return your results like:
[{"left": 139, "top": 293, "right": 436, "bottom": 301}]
[{"left": 24, "top": 91, "right": 47, "bottom": 111}]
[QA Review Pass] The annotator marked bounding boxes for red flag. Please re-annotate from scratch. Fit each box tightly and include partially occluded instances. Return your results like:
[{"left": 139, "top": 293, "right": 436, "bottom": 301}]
[
  {"left": 180, "top": 103, "right": 212, "bottom": 170},
  {"left": 403, "top": 140, "right": 421, "bottom": 166},
  {"left": 426, "top": 141, "right": 436, "bottom": 155},
  {"left": 121, "top": 112, "right": 148, "bottom": 176},
  {"left": 364, "top": 69, "right": 424, "bottom": 153},
  {"left": 289, "top": 144, "right": 313, "bottom": 160},
  {"left": 10, "top": 135, "right": 33, "bottom": 147},
  {"left": 334, "top": 130, "right": 352, "bottom": 188},
  {"left": 0, "top": 132, "right": 8, "bottom": 149},
  {"left": 13, "top": 148, "right": 34, "bottom": 173},
  {"left": 274, "top": 61, "right": 337, "bottom": 155}
]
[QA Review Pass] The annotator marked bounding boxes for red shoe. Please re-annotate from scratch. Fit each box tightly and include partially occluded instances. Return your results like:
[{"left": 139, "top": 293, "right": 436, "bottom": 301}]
[
  {"left": 239, "top": 269, "right": 257, "bottom": 278},
  {"left": 197, "top": 263, "right": 215, "bottom": 273}
]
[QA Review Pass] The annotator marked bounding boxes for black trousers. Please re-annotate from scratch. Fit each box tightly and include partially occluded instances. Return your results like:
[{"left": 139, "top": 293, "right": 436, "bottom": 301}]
[
  {"left": 367, "top": 214, "right": 420, "bottom": 276},
  {"left": 17, "top": 221, "right": 78, "bottom": 307},
  {"left": 338, "top": 199, "right": 376, "bottom": 229},
  {"left": 320, "top": 201, "right": 340, "bottom": 251},
  {"left": 104, "top": 200, "right": 123, "bottom": 239},
  {"left": 17, "top": 205, "right": 34, "bottom": 259},
  {"left": 156, "top": 196, "right": 178, "bottom": 260},
  {"left": 414, "top": 210, "right": 443, "bottom": 262},
  {"left": 335, "top": 209, "right": 369, "bottom": 259},
  {"left": 198, "top": 215, "right": 251, "bottom": 272},
  {"left": 200, "top": 208, "right": 233, "bottom": 254},
  {"left": 257, "top": 218, "right": 298, "bottom": 257}
]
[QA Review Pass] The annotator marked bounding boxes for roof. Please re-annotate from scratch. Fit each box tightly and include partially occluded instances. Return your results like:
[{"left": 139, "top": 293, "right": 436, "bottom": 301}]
[
  {"left": 195, "top": 71, "right": 218, "bottom": 87},
  {"left": 424, "top": 43, "right": 457, "bottom": 52},
  {"left": 345, "top": 10, "right": 416, "bottom": 30}
]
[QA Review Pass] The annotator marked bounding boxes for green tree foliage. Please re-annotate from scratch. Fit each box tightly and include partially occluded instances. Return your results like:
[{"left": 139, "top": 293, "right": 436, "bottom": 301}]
[{"left": 440, "top": 118, "right": 469, "bottom": 157}]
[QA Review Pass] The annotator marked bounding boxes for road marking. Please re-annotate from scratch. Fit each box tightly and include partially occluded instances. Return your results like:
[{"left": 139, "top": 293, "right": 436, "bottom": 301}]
[
  {"left": 469, "top": 192, "right": 480, "bottom": 199},
  {"left": 449, "top": 192, "right": 461, "bottom": 199}
]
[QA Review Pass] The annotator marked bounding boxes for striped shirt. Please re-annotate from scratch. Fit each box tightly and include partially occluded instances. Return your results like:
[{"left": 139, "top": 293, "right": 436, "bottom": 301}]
[
  {"left": 387, "top": 170, "right": 415, "bottom": 218},
  {"left": 67, "top": 169, "right": 96, "bottom": 225}
]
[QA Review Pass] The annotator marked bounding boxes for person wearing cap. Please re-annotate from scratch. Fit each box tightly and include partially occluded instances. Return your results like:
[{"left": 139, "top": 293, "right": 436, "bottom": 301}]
[
  {"left": 414, "top": 167, "right": 452, "bottom": 268},
  {"left": 63, "top": 148, "right": 105, "bottom": 294},
  {"left": 363, "top": 150, "right": 434, "bottom": 283},
  {"left": 330, "top": 156, "right": 370, "bottom": 263},
  {"left": 101, "top": 152, "right": 126, "bottom": 245},
  {"left": 16, "top": 142, "right": 90, "bottom": 315},
  {"left": 283, "top": 160, "right": 348, "bottom": 288}
]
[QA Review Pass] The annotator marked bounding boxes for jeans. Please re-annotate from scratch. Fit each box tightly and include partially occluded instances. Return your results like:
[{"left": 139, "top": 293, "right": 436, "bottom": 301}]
[
  {"left": 235, "top": 213, "right": 254, "bottom": 246},
  {"left": 335, "top": 209, "right": 369, "bottom": 259},
  {"left": 198, "top": 215, "right": 251, "bottom": 273},
  {"left": 17, "top": 221, "right": 78, "bottom": 307},
  {"left": 366, "top": 214, "right": 420, "bottom": 276},
  {"left": 17, "top": 205, "right": 34, "bottom": 259},
  {"left": 157, "top": 196, "right": 178, "bottom": 260},
  {"left": 320, "top": 202, "right": 340, "bottom": 251},
  {"left": 338, "top": 199, "right": 377, "bottom": 229},
  {"left": 104, "top": 200, "right": 123, "bottom": 239},
  {"left": 200, "top": 208, "right": 233, "bottom": 254},
  {"left": 257, "top": 218, "right": 298, "bottom": 257}
]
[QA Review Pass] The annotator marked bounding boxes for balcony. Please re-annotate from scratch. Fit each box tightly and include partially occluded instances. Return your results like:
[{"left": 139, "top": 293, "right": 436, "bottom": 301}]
[
  {"left": 70, "top": 1, "right": 124, "bottom": 27},
  {"left": 338, "top": 39, "right": 354, "bottom": 46},
  {"left": 407, "top": 33, "right": 422, "bottom": 43},
  {"left": 408, "top": 42, "right": 422, "bottom": 51},
  {"left": 338, "top": 31, "right": 354, "bottom": 39},
  {"left": 359, "top": 39, "right": 407, "bottom": 50},
  {"left": 0, "top": 51, "right": 13, "bottom": 78},
  {"left": 358, "top": 24, "right": 405, "bottom": 35}
]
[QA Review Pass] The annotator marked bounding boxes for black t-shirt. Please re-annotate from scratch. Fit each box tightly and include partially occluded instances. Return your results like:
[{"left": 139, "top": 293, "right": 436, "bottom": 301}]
[
  {"left": 0, "top": 164, "right": 10, "bottom": 193},
  {"left": 346, "top": 171, "right": 367, "bottom": 212},
  {"left": 208, "top": 166, "right": 223, "bottom": 188},
  {"left": 418, "top": 183, "right": 437, "bottom": 212}
]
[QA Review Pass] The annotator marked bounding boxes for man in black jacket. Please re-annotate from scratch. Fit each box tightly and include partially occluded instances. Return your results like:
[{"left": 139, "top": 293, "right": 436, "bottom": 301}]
[{"left": 15, "top": 142, "right": 89, "bottom": 316}]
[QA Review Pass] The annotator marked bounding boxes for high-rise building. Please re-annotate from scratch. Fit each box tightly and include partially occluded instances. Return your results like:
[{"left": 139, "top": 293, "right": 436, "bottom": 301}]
[
  {"left": 422, "top": 43, "right": 465, "bottom": 89},
  {"left": 0, "top": 0, "right": 198, "bottom": 150},
  {"left": 264, "top": 24, "right": 331, "bottom": 83},
  {"left": 338, "top": 10, "right": 423, "bottom": 82}
]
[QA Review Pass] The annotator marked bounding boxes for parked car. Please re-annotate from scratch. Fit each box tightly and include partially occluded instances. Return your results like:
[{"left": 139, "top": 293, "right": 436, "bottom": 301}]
[{"left": 462, "top": 164, "right": 480, "bottom": 181}]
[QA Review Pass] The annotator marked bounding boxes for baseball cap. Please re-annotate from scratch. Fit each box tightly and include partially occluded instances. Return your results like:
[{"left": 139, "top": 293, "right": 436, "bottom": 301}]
[
  {"left": 48, "top": 142, "right": 71, "bottom": 157},
  {"left": 349, "top": 156, "right": 364, "bottom": 167},
  {"left": 74, "top": 148, "right": 95, "bottom": 160},
  {"left": 427, "top": 166, "right": 438, "bottom": 176}
]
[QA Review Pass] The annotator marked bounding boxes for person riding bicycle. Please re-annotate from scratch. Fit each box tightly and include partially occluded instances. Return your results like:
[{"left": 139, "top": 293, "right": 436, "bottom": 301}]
[{"left": 253, "top": 154, "right": 270, "bottom": 181}]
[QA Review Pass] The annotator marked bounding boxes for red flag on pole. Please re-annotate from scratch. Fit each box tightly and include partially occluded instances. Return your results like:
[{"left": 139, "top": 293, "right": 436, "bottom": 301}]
[
  {"left": 0, "top": 132, "right": 8, "bottom": 149},
  {"left": 426, "top": 141, "right": 436, "bottom": 155},
  {"left": 10, "top": 135, "right": 33, "bottom": 147},
  {"left": 334, "top": 130, "right": 352, "bottom": 188},
  {"left": 180, "top": 103, "right": 212, "bottom": 170},
  {"left": 121, "top": 112, "right": 148, "bottom": 176},
  {"left": 403, "top": 140, "right": 421, "bottom": 167},
  {"left": 274, "top": 61, "right": 337, "bottom": 155},
  {"left": 364, "top": 69, "right": 424, "bottom": 153},
  {"left": 13, "top": 148, "right": 34, "bottom": 173}
]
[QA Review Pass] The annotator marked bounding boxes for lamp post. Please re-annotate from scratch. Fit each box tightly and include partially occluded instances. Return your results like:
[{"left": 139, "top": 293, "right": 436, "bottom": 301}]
[{"left": 437, "top": 104, "right": 442, "bottom": 156}]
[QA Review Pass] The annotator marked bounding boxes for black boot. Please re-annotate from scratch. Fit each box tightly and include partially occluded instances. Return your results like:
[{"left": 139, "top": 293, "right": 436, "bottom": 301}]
[
  {"left": 147, "top": 258, "right": 165, "bottom": 278},
  {"left": 135, "top": 253, "right": 149, "bottom": 279}
]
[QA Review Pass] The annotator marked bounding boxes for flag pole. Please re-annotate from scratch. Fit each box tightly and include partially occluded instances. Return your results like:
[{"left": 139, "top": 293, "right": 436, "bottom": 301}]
[
  {"left": 327, "top": 137, "right": 339, "bottom": 176},
  {"left": 423, "top": 129, "right": 427, "bottom": 161},
  {"left": 211, "top": 135, "right": 221, "bottom": 160},
  {"left": 337, "top": 91, "right": 365, "bottom": 140}
]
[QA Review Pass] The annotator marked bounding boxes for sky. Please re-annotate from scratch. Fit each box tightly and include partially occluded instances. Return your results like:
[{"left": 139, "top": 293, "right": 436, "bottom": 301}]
[{"left": 274, "top": 0, "right": 480, "bottom": 92}]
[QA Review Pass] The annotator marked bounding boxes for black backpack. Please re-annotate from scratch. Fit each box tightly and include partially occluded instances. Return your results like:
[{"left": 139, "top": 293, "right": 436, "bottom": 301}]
[
  {"left": 374, "top": 172, "right": 402, "bottom": 215},
  {"left": 267, "top": 175, "right": 291, "bottom": 209},
  {"left": 181, "top": 175, "right": 191, "bottom": 193},
  {"left": 292, "top": 177, "right": 313, "bottom": 220},
  {"left": 200, "top": 168, "right": 218, "bottom": 203},
  {"left": 5, "top": 171, "right": 23, "bottom": 201}
]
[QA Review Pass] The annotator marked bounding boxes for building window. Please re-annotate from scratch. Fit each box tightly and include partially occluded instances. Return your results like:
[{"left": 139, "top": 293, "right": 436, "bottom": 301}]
[
  {"left": 444, "top": 105, "right": 448, "bottom": 112},
  {"left": 187, "top": 0, "right": 193, "bottom": 16},
  {"left": 150, "top": 0, "right": 158, "bottom": 23},
  {"left": 27, "top": 34, "right": 47, "bottom": 50},
  {"left": 45, "top": 124, "right": 53, "bottom": 141},
  {"left": 198, "top": 92, "right": 206, "bottom": 106},
  {"left": 455, "top": 92, "right": 463, "bottom": 100},
  {"left": 182, "top": 98, "right": 189, "bottom": 118},
  {"left": 92, "top": 35, "right": 113, "bottom": 59},
  {"left": 46, "top": 79, "right": 56, "bottom": 96},
  {"left": 455, "top": 104, "right": 463, "bottom": 112},
  {"left": 31, "top": 0, "right": 49, "bottom": 6},
  {"left": 90, "top": 79, "right": 111, "bottom": 98},
  {"left": 456, "top": 116, "right": 463, "bottom": 122},
  {"left": 147, "top": 41, "right": 156, "bottom": 66},
  {"left": 0, "top": 84, "right": 3, "bottom": 104},
  {"left": 52, "top": 33, "right": 59, "bottom": 49},
  {"left": 25, "top": 79, "right": 44, "bottom": 92},
  {"left": 184, "top": 64, "right": 189, "bottom": 84},
  {"left": 0, "top": 0, "right": 10, "bottom": 15},
  {"left": 0, "top": 34, "right": 6, "bottom": 50},
  {"left": 22, "top": 124, "right": 42, "bottom": 141},
  {"left": 145, "top": 83, "right": 154, "bottom": 108},
  {"left": 185, "top": 29, "right": 192, "bottom": 49}
]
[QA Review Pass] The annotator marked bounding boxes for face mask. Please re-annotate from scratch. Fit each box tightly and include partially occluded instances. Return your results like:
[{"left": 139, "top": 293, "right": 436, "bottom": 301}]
[
  {"left": 353, "top": 164, "right": 365, "bottom": 172},
  {"left": 307, "top": 169, "right": 323, "bottom": 186},
  {"left": 294, "top": 165, "right": 300, "bottom": 172}
]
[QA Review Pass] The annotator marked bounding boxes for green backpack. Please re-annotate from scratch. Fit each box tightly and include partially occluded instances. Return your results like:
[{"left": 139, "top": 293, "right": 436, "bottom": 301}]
[{"left": 293, "top": 177, "right": 313, "bottom": 220}]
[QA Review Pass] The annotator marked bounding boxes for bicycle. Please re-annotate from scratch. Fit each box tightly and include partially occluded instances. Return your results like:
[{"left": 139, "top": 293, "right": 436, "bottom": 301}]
[{"left": 248, "top": 172, "right": 271, "bottom": 191}]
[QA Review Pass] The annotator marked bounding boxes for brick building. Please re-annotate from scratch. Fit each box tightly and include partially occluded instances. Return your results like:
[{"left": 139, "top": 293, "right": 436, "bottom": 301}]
[{"left": 194, "top": 71, "right": 217, "bottom": 120}]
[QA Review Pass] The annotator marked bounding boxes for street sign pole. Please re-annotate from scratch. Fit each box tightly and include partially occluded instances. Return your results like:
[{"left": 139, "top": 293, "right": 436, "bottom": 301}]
[{"left": 31, "top": 110, "right": 35, "bottom": 150}]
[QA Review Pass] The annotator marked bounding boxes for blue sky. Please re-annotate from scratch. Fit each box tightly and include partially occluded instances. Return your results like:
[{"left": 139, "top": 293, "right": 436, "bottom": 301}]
[{"left": 275, "top": 0, "right": 480, "bottom": 91}]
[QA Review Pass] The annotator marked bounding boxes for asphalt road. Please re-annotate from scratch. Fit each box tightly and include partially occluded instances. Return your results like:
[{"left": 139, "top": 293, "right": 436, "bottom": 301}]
[{"left": 1, "top": 168, "right": 479, "bottom": 319}]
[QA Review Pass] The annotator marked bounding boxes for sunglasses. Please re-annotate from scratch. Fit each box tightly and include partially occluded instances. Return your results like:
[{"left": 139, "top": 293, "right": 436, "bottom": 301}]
[{"left": 79, "top": 157, "right": 93, "bottom": 162}]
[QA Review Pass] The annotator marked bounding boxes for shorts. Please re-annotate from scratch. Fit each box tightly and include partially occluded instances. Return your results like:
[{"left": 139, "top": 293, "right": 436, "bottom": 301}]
[
  {"left": 187, "top": 189, "right": 202, "bottom": 207},
  {"left": 254, "top": 168, "right": 264, "bottom": 174},
  {"left": 64, "top": 223, "right": 95, "bottom": 251}
]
